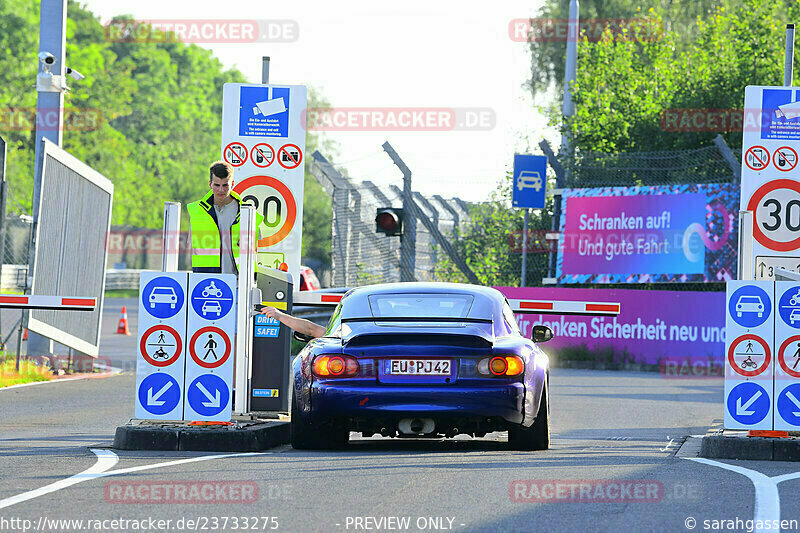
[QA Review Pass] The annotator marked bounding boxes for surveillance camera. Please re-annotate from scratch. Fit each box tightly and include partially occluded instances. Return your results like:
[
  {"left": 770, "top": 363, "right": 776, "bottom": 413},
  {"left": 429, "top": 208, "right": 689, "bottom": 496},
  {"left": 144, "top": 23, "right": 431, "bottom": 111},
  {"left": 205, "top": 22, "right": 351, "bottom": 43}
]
[
  {"left": 66, "top": 67, "right": 84, "bottom": 81},
  {"left": 38, "top": 51, "right": 55, "bottom": 65}
]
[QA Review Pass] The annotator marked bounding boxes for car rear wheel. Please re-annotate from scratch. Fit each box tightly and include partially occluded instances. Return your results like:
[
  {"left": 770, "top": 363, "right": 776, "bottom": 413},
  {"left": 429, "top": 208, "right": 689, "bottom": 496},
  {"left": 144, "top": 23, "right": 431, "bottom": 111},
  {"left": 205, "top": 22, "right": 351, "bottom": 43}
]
[
  {"left": 290, "top": 395, "right": 349, "bottom": 450},
  {"left": 508, "top": 378, "right": 550, "bottom": 451}
]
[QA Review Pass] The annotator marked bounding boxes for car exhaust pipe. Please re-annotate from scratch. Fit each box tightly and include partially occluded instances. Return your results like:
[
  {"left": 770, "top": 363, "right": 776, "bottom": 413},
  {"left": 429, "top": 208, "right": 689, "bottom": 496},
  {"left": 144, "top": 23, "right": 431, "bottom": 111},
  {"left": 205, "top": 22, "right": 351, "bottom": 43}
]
[{"left": 398, "top": 418, "right": 435, "bottom": 435}]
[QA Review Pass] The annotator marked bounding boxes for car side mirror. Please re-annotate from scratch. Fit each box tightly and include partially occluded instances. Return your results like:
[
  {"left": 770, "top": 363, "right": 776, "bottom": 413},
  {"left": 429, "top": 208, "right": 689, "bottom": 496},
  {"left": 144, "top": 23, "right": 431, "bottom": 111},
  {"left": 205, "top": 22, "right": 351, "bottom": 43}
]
[
  {"left": 293, "top": 331, "right": 315, "bottom": 343},
  {"left": 532, "top": 325, "right": 553, "bottom": 343}
]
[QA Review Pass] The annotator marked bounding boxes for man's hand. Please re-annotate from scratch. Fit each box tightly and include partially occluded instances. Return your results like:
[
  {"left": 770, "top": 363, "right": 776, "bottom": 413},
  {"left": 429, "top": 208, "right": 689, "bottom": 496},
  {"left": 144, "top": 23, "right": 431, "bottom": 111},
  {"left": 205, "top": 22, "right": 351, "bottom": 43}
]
[{"left": 259, "top": 305, "right": 284, "bottom": 321}]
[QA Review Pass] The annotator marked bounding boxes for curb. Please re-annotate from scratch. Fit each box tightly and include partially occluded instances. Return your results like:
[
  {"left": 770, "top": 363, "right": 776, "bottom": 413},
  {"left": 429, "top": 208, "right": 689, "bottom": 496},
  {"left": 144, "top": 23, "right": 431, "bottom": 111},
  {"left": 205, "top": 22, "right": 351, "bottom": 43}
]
[
  {"left": 700, "top": 435, "right": 800, "bottom": 461},
  {"left": 113, "top": 421, "right": 290, "bottom": 452}
]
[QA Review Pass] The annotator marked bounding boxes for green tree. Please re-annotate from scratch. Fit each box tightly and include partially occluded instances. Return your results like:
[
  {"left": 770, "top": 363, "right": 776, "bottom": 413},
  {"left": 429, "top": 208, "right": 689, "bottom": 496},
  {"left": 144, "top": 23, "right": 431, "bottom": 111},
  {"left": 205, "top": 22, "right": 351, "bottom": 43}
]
[
  {"left": 564, "top": 0, "right": 799, "bottom": 153},
  {"left": 436, "top": 175, "right": 553, "bottom": 287},
  {"left": 0, "top": 1, "right": 336, "bottom": 268},
  {"left": 525, "top": 0, "right": 737, "bottom": 99}
]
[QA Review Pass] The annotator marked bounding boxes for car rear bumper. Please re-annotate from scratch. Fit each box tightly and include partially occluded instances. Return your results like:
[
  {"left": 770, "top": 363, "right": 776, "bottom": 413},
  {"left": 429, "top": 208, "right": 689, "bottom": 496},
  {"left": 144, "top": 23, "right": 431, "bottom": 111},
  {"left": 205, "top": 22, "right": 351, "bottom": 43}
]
[{"left": 309, "top": 382, "right": 526, "bottom": 426}]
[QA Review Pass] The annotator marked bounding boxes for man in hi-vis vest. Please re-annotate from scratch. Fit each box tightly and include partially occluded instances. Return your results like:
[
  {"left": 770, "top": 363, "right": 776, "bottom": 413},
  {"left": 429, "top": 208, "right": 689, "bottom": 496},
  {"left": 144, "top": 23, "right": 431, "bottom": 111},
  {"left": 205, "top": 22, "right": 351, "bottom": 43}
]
[{"left": 187, "top": 161, "right": 264, "bottom": 275}]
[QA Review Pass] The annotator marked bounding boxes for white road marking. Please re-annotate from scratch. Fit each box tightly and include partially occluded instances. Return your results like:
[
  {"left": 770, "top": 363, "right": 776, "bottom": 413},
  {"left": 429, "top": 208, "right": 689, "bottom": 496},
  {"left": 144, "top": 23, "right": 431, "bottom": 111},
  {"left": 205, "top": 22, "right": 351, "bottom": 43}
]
[
  {"left": 0, "top": 448, "right": 268, "bottom": 510},
  {"left": 688, "top": 457, "right": 800, "bottom": 532},
  {"left": 0, "top": 449, "right": 118, "bottom": 510}
]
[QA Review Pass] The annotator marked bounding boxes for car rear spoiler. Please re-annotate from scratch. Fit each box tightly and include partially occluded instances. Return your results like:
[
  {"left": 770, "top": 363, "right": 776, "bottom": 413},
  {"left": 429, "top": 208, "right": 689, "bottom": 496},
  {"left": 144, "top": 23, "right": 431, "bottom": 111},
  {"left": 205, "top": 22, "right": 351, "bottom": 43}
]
[{"left": 508, "top": 299, "right": 620, "bottom": 317}]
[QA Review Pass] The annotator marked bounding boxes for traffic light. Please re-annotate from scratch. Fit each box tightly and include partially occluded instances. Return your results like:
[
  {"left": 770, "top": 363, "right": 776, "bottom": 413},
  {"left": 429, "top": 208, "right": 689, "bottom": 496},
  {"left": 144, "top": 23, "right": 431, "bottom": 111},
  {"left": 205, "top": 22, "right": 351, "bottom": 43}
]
[{"left": 375, "top": 207, "right": 403, "bottom": 236}]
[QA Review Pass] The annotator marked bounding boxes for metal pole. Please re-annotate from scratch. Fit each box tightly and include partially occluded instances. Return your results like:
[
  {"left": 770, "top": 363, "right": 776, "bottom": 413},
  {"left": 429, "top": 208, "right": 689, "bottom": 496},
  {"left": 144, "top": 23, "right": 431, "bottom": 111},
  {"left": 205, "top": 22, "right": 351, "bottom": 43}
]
[
  {"left": 382, "top": 142, "right": 416, "bottom": 282},
  {"left": 521, "top": 209, "right": 529, "bottom": 287},
  {"left": 738, "top": 211, "right": 754, "bottom": 280},
  {"left": 161, "top": 202, "right": 181, "bottom": 272},
  {"left": 262, "top": 56, "right": 270, "bottom": 84},
  {"left": 560, "top": 0, "right": 579, "bottom": 155},
  {"left": 28, "top": 0, "right": 68, "bottom": 358},
  {"left": 785, "top": 24, "right": 795, "bottom": 86},
  {"left": 235, "top": 205, "right": 257, "bottom": 415},
  {"left": 0, "top": 137, "right": 6, "bottom": 346}
]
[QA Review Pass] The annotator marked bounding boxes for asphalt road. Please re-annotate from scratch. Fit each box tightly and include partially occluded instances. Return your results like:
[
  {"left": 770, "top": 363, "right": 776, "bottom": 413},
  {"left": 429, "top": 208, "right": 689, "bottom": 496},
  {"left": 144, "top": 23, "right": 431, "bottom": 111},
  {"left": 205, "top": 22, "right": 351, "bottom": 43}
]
[{"left": 4, "top": 365, "right": 800, "bottom": 533}]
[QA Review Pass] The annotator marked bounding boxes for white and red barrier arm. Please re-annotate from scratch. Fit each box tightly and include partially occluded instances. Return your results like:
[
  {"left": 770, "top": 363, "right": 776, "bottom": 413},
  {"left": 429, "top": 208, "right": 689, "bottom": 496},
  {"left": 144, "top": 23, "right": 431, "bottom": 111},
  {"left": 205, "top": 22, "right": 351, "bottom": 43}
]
[
  {"left": 509, "top": 299, "right": 620, "bottom": 317},
  {"left": 291, "top": 292, "right": 343, "bottom": 307},
  {"left": 0, "top": 295, "right": 96, "bottom": 311}
]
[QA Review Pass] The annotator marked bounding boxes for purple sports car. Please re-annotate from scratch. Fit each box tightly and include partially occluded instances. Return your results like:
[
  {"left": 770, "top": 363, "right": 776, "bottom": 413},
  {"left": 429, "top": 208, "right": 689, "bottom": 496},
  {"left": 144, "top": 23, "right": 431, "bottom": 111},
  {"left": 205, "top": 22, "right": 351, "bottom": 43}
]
[{"left": 290, "top": 282, "right": 553, "bottom": 450}]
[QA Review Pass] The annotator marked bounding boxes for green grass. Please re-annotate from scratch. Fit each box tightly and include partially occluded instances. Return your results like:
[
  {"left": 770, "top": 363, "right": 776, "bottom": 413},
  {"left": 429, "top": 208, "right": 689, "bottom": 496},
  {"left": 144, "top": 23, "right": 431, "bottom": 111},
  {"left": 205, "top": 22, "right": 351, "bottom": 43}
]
[
  {"left": 0, "top": 356, "right": 52, "bottom": 388},
  {"left": 104, "top": 289, "right": 139, "bottom": 298}
]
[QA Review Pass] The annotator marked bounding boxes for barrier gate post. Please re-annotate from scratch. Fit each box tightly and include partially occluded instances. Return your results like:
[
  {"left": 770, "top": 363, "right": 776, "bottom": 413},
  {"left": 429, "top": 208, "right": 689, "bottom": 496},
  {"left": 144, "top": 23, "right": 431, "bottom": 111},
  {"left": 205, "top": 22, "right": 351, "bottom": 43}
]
[{"left": 250, "top": 267, "right": 293, "bottom": 412}]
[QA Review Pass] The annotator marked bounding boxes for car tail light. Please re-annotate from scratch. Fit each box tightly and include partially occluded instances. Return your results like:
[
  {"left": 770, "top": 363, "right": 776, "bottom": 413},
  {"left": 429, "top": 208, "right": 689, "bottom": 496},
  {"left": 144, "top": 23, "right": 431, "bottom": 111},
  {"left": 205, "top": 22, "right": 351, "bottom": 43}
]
[
  {"left": 313, "top": 355, "right": 359, "bottom": 378},
  {"left": 478, "top": 356, "right": 524, "bottom": 377}
]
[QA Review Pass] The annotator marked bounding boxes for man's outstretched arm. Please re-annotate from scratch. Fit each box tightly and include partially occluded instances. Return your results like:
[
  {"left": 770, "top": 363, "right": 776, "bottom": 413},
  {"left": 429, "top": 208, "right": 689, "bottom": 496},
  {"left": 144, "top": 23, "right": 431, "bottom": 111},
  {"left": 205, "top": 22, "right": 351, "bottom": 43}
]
[{"left": 259, "top": 306, "right": 326, "bottom": 338}]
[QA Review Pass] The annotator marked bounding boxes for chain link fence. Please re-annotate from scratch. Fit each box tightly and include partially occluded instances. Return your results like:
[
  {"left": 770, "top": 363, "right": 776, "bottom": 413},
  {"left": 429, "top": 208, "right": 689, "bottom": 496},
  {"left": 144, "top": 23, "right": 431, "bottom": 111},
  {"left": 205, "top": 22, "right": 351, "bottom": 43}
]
[{"left": 309, "top": 151, "right": 472, "bottom": 287}]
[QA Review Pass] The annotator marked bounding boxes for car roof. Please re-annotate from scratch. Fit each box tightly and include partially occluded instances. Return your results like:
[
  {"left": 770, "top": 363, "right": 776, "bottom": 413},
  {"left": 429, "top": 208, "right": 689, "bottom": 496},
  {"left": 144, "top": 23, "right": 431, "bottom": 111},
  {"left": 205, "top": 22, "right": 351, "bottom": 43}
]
[{"left": 339, "top": 282, "right": 505, "bottom": 320}]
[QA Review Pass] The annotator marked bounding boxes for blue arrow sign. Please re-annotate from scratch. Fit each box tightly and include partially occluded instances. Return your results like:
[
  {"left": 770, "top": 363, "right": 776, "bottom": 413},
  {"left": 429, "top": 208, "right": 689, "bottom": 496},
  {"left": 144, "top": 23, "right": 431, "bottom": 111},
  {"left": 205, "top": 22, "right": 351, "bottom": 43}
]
[
  {"left": 728, "top": 285, "right": 771, "bottom": 328},
  {"left": 727, "top": 382, "right": 770, "bottom": 425},
  {"left": 187, "top": 374, "right": 230, "bottom": 417},
  {"left": 142, "top": 276, "right": 185, "bottom": 319},
  {"left": 512, "top": 154, "right": 547, "bottom": 209},
  {"left": 137, "top": 373, "right": 181, "bottom": 416},
  {"left": 777, "top": 384, "right": 800, "bottom": 426},
  {"left": 191, "top": 277, "right": 234, "bottom": 320}
]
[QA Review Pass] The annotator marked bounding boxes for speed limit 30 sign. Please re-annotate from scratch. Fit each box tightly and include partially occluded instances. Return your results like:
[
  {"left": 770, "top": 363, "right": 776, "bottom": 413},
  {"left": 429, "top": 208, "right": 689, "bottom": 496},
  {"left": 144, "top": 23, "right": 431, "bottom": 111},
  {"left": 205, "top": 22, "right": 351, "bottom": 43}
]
[
  {"left": 742, "top": 86, "right": 800, "bottom": 276},
  {"left": 221, "top": 83, "right": 307, "bottom": 281}
]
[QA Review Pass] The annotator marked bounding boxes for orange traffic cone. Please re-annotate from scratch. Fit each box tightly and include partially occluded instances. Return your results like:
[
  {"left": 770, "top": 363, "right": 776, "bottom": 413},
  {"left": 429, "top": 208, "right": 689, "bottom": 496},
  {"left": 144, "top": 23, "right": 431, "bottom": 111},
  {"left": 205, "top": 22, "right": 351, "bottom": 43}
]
[{"left": 117, "top": 306, "right": 131, "bottom": 335}]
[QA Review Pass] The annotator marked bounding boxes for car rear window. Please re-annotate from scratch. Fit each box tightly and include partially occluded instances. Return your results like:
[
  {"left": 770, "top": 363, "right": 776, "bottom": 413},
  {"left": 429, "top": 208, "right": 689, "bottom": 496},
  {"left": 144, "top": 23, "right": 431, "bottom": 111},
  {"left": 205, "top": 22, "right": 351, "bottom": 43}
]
[{"left": 367, "top": 294, "right": 474, "bottom": 318}]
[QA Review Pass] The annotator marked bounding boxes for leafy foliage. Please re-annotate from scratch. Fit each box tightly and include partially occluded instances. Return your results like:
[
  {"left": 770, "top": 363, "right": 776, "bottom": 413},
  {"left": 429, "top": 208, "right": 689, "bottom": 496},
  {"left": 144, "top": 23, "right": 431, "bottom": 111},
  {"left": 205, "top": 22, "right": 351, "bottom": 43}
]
[
  {"left": 436, "top": 175, "right": 553, "bottom": 287},
  {"left": 525, "top": 0, "right": 737, "bottom": 99},
  {"left": 564, "top": 0, "right": 799, "bottom": 153},
  {"left": 0, "top": 1, "right": 334, "bottom": 265}
]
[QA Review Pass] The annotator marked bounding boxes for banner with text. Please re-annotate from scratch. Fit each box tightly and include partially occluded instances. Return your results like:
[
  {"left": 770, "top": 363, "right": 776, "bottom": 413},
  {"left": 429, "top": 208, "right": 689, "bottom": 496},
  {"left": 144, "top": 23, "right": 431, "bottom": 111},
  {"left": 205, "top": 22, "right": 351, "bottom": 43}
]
[
  {"left": 498, "top": 287, "right": 725, "bottom": 371},
  {"left": 556, "top": 184, "right": 738, "bottom": 283}
]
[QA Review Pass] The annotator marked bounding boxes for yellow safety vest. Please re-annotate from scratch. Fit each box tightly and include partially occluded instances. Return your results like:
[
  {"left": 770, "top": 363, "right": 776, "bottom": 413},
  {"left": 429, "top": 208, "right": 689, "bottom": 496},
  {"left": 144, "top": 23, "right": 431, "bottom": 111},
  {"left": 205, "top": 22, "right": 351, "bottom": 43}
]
[{"left": 187, "top": 190, "right": 264, "bottom": 273}]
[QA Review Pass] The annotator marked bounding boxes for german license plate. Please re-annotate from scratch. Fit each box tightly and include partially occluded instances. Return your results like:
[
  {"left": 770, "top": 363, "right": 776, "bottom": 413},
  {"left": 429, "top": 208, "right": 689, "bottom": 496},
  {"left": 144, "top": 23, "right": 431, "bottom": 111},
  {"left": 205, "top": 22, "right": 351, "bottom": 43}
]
[{"left": 389, "top": 359, "right": 451, "bottom": 376}]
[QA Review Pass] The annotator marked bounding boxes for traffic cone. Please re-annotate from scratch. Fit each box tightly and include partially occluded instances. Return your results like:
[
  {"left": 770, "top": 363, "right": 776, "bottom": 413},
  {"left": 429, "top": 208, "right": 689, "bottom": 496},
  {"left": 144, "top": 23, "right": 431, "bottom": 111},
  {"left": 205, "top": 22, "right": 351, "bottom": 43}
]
[{"left": 116, "top": 306, "right": 131, "bottom": 335}]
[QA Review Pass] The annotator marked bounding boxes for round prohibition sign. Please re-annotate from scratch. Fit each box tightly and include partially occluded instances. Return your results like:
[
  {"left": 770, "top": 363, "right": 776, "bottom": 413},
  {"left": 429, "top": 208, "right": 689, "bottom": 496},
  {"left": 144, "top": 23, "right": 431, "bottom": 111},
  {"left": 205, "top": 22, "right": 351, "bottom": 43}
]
[
  {"left": 779, "top": 335, "right": 800, "bottom": 377},
  {"left": 233, "top": 175, "right": 297, "bottom": 247},
  {"left": 139, "top": 324, "right": 183, "bottom": 367},
  {"left": 189, "top": 326, "right": 231, "bottom": 369},
  {"left": 223, "top": 142, "right": 247, "bottom": 167},
  {"left": 728, "top": 334, "right": 771, "bottom": 377},
  {"left": 277, "top": 143, "right": 303, "bottom": 169},
  {"left": 250, "top": 143, "right": 275, "bottom": 168},
  {"left": 747, "top": 179, "right": 800, "bottom": 252},
  {"left": 745, "top": 145, "right": 770, "bottom": 171},
  {"left": 774, "top": 146, "right": 799, "bottom": 172}
]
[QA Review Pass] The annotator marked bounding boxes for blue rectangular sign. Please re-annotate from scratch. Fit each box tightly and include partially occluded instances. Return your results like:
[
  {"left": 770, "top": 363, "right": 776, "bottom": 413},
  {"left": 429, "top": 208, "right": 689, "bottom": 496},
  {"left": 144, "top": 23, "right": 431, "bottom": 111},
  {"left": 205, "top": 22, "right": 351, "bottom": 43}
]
[
  {"left": 512, "top": 154, "right": 547, "bottom": 209},
  {"left": 239, "top": 86, "right": 290, "bottom": 137},
  {"left": 255, "top": 325, "right": 280, "bottom": 338}
]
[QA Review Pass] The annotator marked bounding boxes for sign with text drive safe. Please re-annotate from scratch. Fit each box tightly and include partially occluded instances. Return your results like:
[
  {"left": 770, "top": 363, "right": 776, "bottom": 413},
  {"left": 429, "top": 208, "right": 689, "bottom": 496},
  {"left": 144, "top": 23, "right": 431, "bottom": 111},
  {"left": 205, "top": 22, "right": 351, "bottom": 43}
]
[
  {"left": 742, "top": 86, "right": 800, "bottom": 279},
  {"left": 221, "top": 83, "right": 307, "bottom": 283},
  {"left": 184, "top": 273, "right": 237, "bottom": 421},
  {"left": 135, "top": 272, "right": 188, "bottom": 420},
  {"left": 724, "top": 280, "right": 774, "bottom": 430}
]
